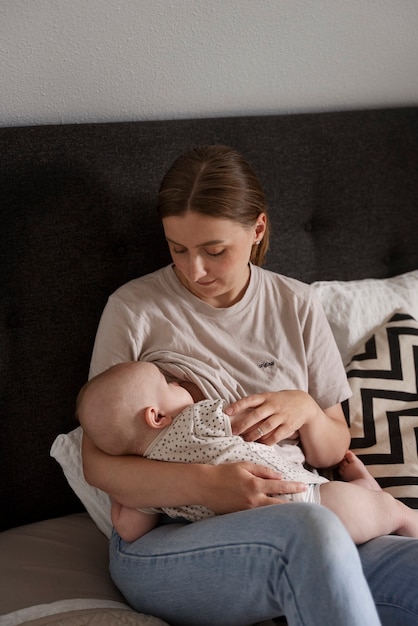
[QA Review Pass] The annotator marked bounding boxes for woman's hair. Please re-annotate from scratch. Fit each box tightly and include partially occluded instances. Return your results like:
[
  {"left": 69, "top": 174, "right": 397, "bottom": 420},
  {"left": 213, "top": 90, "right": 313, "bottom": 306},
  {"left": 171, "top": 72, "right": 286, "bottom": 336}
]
[{"left": 157, "top": 145, "right": 270, "bottom": 265}]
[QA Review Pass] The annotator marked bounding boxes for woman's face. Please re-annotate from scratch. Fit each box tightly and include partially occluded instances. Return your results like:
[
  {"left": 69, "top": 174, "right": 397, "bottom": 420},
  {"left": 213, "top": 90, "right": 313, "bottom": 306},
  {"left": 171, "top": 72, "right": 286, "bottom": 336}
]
[{"left": 162, "top": 211, "right": 266, "bottom": 308}]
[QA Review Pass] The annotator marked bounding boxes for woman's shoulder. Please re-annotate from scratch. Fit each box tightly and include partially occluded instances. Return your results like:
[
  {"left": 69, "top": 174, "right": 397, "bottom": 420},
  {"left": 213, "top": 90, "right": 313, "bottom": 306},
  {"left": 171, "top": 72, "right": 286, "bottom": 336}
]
[
  {"left": 254, "top": 265, "right": 312, "bottom": 299},
  {"left": 111, "top": 265, "right": 173, "bottom": 299},
  {"left": 98, "top": 265, "right": 175, "bottom": 320}
]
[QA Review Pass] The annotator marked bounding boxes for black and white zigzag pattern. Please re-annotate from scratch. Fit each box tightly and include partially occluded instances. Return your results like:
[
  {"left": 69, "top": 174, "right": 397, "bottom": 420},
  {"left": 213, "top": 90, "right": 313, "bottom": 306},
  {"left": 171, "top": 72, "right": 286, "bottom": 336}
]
[{"left": 343, "top": 312, "right": 418, "bottom": 508}]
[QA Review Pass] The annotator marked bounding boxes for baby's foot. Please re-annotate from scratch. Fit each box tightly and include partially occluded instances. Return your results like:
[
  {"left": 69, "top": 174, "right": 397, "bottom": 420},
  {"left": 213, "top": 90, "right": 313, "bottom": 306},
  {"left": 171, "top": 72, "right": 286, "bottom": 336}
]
[{"left": 339, "top": 451, "right": 381, "bottom": 492}]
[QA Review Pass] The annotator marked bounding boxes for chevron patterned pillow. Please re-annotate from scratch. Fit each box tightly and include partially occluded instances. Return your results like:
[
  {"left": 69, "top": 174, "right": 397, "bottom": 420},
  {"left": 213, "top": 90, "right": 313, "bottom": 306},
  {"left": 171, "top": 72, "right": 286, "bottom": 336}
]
[{"left": 342, "top": 311, "right": 418, "bottom": 509}]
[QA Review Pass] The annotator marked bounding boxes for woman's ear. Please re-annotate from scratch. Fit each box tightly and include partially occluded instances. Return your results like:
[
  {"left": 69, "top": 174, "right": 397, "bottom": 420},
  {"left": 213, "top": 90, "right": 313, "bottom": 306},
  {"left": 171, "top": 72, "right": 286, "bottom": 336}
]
[
  {"left": 254, "top": 213, "right": 267, "bottom": 243},
  {"left": 144, "top": 406, "right": 172, "bottom": 430}
]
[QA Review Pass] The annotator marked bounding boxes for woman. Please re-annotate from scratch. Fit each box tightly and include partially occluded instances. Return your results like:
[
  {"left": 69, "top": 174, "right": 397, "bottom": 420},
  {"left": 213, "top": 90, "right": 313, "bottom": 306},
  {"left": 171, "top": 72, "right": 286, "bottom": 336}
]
[{"left": 83, "top": 145, "right": 417, "bottom": 626}]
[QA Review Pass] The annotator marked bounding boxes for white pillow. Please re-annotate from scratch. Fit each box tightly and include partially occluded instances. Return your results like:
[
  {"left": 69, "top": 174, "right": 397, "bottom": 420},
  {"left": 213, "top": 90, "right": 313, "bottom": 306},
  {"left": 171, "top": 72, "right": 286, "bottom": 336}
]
[
  {"left": 50, "top": 427, "right": 113, "bottom": 538},
  {"left": 311, "top": 270, "right": 418, "bottom": 366}
]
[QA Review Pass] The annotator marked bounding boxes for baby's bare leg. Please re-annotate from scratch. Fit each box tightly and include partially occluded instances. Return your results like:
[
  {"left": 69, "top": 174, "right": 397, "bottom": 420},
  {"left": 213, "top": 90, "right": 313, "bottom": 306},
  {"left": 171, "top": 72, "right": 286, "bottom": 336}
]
[{"left": 319, "top": 481, "right": 418, "bottom": 544}]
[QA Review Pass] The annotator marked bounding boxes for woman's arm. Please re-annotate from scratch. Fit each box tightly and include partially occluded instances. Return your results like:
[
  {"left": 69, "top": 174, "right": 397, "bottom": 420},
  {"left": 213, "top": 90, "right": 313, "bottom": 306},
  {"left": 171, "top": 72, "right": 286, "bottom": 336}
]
[
  {"left": 299, "top": 401, "right": 350, "bottom": 468},
  {"left": 82, "top": 432, "right": 308, "bottom": 513},
  {"left": 226, "top": 391, "right": 350, "bottom": 468}
]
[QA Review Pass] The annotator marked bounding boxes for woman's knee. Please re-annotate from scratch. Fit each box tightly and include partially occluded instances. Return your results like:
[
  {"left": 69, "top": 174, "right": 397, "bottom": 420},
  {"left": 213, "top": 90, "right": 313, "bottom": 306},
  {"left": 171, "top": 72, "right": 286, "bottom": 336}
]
[{"left": 270, "top": 503, "right": 358, "bottom": 573}]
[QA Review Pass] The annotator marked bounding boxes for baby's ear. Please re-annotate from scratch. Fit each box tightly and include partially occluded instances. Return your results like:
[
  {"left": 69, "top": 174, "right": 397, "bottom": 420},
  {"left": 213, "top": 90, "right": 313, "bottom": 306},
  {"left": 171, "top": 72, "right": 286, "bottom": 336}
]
[{"left": 144, "top": 407, "right": 172, "bottom": 430}]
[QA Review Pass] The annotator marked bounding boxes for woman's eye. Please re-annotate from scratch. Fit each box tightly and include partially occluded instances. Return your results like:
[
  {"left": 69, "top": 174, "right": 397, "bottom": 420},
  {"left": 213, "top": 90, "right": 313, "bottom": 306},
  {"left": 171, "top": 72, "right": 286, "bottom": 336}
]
[
  {"left": 206, "top": 249, "right": 225, "bottom": 257},
  {"left": 172, "top": 248, "right": 186, "bottom": 255}
]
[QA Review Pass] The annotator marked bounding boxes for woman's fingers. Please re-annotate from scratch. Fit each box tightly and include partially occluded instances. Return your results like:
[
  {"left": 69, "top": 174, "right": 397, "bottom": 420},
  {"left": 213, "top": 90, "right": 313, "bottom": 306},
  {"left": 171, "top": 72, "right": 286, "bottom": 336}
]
[
  {"left": 249, "top": 464, "right": 308, "bottom": 498},
  {"left": 226, "top": 394, "right": 271, "bottom": 434},
  {"left": 226, "top": 391, "right": 310, "bottom": 443},
  {"left": 225, "top": 393, "right": 264, "bottom": 417},
  {"left": 206, "top": 462, "right": 307, "bottom": 514}
]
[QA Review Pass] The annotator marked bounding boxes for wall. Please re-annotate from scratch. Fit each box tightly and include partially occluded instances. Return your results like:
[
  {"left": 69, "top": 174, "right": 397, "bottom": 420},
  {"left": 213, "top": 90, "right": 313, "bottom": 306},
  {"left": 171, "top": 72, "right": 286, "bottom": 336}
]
[{"left": 1, "top": 0, "right": 418, "bottom": 127}]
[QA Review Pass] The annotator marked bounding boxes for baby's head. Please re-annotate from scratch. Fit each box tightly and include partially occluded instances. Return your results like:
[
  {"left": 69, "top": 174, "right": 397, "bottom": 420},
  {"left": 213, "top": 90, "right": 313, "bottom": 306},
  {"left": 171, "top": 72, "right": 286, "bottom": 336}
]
[{"left": 76, "top": 361, "right": 193, "bottom": 456}]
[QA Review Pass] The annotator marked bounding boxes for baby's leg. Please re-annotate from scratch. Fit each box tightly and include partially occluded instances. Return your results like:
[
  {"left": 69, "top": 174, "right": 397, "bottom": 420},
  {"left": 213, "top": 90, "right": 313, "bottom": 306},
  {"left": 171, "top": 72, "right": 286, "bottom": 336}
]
[
  {"left": 319, "top": 481, "right": 418, "bottom": 544},
  {"left": 339, "top": 450, "right": 381, "bottom": 491}
]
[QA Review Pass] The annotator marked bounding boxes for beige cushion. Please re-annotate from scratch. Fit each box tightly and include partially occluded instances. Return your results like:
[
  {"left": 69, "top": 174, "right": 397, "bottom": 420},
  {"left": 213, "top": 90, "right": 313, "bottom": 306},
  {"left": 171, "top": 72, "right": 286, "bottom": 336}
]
[
  {"left": 0, "top": 513, "right": 168, "bottom": 625},
  {"left": 0, "top": 513, "right": 121, "bottom": 614}
]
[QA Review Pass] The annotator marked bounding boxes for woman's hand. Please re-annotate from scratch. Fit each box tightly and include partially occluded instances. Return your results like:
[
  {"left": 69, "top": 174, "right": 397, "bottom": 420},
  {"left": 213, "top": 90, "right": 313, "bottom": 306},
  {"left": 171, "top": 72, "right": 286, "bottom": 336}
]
[
  {"left": 225, "top": 391, "right": 350, "bottom": 468},
  {"left": 200, "top": 462, "right": 307, "bottom": 514},
  {"left": 225, "top": 390, "right": 316, "bottom": 445}
]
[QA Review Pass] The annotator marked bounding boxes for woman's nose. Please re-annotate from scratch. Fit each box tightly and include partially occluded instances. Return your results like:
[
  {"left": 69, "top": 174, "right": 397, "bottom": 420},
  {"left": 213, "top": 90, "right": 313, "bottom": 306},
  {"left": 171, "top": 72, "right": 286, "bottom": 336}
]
[{"left": 188, "top": 255, "right": 207, "bottom": 281}]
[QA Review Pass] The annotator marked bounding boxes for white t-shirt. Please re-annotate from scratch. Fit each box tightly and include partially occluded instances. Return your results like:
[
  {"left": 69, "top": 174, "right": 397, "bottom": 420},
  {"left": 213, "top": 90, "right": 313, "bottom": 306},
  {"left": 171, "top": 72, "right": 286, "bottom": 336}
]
[
  {"left": 90, "top": 263, "right": 351, "bottom": 464},
  {"left": 142, "top": 399, "right": 328, "bottom": 521}
]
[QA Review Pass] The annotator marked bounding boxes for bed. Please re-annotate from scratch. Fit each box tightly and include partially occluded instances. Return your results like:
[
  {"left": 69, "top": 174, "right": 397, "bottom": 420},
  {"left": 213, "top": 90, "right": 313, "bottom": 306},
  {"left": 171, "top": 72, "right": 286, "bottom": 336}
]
[{"left": 1, "top": 107, "right": 417, "bottom": 625}]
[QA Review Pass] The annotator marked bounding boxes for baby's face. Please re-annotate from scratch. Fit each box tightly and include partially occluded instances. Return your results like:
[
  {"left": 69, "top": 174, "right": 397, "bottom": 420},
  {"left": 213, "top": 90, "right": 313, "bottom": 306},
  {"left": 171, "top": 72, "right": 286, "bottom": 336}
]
[{"left": 151, "top": 366, "right": 194, "bottom": 413}]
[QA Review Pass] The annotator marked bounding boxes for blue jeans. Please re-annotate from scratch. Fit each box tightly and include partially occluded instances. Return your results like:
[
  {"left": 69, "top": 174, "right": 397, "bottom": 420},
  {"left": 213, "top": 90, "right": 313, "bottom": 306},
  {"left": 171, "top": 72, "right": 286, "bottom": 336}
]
[{"left": 109, "top": 504, "right": 416, "bottom": 626}]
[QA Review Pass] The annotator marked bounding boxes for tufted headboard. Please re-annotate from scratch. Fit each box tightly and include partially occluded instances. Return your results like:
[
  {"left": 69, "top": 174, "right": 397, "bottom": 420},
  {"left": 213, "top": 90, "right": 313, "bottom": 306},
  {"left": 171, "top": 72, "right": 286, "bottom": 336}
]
[{"left": 1, "top": 107, "right": 418, "bottom": 531}]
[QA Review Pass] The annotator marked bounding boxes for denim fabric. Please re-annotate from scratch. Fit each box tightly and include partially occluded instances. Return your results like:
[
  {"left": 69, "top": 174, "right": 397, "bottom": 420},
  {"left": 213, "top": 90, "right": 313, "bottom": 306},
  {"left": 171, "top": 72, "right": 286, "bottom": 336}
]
[
  {"left": 109, "top": 504, "right": 384, "bottom": 626},
  {"left": 358, "top": 534, "right": 418, "bottom": 626}
]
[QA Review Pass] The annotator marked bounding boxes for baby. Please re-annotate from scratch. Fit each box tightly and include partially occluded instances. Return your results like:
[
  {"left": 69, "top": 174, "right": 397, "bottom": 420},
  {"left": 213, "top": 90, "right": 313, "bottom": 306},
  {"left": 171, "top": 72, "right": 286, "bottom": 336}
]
[{"left": 77, "top": 361, "right": 418, "bottom": 544}]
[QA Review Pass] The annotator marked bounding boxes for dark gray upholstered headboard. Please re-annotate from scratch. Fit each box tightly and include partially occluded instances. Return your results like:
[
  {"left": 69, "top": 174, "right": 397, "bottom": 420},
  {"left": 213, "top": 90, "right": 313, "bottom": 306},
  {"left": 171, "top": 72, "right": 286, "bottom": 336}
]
[{"left": 1, "top": 107, "right": 418, "bottom": 531}]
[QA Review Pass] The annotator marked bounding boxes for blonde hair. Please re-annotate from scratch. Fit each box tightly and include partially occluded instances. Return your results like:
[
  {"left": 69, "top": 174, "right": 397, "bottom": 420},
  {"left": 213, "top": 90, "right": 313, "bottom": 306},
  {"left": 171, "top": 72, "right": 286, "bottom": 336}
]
[
  {"left": 158, "top": 145, "right": 270, "bottom": 265},
  {"left": 75, "top": 367, "right": 144, "bottom": 456}
]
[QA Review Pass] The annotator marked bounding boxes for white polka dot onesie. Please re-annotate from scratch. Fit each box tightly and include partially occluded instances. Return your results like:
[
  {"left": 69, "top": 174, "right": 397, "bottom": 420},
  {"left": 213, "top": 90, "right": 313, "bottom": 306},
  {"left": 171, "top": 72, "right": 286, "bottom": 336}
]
[{"left": 142, "top": 399, "right": 328, "bottom": 521}]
